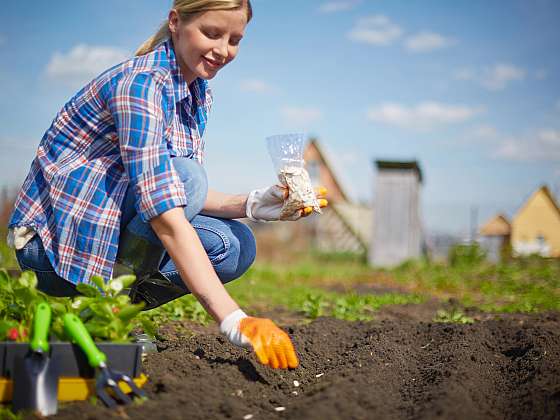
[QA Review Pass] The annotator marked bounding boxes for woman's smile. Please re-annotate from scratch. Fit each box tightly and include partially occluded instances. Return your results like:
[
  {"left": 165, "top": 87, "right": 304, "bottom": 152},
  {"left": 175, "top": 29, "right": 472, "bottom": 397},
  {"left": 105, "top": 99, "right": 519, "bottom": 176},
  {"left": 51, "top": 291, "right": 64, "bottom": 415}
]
[{"left": 202, "top": 56, "right": 223, "bottom": 69}]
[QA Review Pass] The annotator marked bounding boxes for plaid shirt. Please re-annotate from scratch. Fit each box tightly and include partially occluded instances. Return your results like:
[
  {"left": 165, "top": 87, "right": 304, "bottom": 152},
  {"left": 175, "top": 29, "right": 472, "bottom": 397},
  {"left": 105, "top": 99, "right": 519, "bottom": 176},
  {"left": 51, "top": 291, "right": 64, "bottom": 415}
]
[{"left": 8, "top": 39, "right": 212, "bottom": 285}]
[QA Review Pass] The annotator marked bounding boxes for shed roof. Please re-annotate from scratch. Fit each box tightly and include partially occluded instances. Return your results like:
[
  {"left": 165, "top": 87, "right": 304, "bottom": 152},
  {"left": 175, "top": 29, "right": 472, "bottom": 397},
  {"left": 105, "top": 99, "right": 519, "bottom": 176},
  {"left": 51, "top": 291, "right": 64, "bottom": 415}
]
[{"left": 374, "top": 160, "right": 423, "bottom": 183}]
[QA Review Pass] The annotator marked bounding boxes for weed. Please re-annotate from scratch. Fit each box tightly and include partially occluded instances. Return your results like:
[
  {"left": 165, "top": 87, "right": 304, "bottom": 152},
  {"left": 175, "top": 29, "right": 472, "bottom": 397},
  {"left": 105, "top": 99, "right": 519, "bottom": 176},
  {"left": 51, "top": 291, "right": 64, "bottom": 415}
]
[
  {"left": 434, "top": 308, "right": 474, "bottom": 324},
  {"left": 301, "top": 293, "right": 327, "bottom": 319}
]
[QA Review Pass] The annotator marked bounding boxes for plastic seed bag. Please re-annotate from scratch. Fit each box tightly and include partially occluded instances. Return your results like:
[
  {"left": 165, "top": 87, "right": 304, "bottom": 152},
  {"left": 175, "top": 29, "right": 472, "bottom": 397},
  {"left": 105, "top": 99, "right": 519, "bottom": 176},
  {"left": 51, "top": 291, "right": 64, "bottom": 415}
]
[{"left": 266, "top": 133, "right": 322, "bottom": 220}]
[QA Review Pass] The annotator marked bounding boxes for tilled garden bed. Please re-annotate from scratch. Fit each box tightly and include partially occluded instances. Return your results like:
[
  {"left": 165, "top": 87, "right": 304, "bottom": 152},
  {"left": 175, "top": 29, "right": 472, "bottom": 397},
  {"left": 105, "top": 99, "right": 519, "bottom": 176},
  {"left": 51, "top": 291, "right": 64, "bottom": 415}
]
[{"left": 30, "top": 311, "right": 560, "bottom": 420}]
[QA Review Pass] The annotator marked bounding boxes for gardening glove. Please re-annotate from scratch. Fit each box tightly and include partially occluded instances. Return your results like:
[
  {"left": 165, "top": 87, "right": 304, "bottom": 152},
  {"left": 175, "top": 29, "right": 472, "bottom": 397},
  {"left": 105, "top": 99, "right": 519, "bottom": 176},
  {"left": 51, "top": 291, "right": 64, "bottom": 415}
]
[
  {"left": 246, "top": 185, "right": 328, "bottom": 222},
  {"left": 220, "top": 309, "right": 299, "bottom": 369}
]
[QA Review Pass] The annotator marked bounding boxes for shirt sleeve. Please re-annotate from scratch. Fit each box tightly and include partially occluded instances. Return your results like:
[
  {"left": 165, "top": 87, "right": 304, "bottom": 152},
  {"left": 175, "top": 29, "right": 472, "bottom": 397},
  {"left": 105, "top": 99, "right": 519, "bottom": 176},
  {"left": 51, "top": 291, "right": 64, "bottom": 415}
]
[{"left": 108, "top": 71, "right": 187, "bottom": 222}]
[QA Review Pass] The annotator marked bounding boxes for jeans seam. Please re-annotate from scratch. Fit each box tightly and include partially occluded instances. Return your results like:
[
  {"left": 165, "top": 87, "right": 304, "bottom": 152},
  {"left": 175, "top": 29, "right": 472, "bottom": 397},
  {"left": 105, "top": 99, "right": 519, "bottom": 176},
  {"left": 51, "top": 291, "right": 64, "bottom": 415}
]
[{"left": 191, "top": 223, "right": 230, "bottom": 264}]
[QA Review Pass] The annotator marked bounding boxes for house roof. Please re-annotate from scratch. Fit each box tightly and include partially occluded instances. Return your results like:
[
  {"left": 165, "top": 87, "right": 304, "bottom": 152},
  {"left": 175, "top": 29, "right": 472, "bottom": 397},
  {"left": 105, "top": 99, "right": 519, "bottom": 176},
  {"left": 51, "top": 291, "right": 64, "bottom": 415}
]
[
  {"left": 307, "top": 138, "right": 350, "bottom": 202},
  {"left": 374, "top": 160, "right": 423, "bottom": 184},
  {"left": 479, "top": 213, "right": 511, "bottom": 236},
  {"left": 513, "top": 185, "right": 560, "bottom": 221}
]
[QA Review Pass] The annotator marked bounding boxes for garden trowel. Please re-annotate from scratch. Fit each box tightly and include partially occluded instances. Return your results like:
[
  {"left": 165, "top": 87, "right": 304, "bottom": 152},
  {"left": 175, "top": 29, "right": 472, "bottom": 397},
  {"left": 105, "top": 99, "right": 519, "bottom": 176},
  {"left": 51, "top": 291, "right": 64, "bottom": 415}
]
[{"left": 12, "top": 302, "right": 59, "bottom": 416}]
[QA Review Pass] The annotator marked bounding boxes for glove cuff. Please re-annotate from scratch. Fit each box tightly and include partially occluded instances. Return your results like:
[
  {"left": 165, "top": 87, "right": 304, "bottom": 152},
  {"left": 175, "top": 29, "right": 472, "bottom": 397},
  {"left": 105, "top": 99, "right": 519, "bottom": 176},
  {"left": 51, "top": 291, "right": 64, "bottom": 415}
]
[
  {"left": 245, "top": 189, "right": 272, "bottom": 223},
  {"left": 245, "top": 190, "right": 259, "bottom": 222},
  {"left": 219, "top": 309, "right": 251, "bottom": 348}
]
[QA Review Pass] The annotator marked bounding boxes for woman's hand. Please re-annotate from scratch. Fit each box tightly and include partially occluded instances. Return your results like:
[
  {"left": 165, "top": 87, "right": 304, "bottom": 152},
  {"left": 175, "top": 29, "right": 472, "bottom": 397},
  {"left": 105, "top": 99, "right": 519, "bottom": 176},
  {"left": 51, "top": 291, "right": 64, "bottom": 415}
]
[
  {"left": 220, "top": 309, "right": 299, "bottom": 369},
  {"left": 246, "top": 185, "right": 328, "bottom": 222}
]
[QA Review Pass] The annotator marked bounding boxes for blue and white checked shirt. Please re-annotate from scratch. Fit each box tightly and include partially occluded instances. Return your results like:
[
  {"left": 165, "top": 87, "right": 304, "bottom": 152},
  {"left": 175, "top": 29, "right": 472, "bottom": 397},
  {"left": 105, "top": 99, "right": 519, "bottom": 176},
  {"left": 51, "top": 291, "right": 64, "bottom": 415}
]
[{"left": 8, "top": 39, "right": 212, "bottom": 285}]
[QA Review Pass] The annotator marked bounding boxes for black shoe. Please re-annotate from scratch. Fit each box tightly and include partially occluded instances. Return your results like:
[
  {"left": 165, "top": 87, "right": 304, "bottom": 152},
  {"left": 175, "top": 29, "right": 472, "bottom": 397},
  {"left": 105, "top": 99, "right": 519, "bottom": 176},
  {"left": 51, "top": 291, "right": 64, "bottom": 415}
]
[{"left": 128, "top": 272, "right": 188, "bottom": 310}]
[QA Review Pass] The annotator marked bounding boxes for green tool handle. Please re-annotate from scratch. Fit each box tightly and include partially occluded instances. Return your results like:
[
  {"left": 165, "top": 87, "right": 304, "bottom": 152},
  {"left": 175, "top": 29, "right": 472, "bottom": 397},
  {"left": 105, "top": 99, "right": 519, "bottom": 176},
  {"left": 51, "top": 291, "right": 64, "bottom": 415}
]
[
  {"left": 30, "top": 302, "right": 51, "bottom": 353},
  {"left": 63, "top": 313, "right": 107, "bottom": 368}
]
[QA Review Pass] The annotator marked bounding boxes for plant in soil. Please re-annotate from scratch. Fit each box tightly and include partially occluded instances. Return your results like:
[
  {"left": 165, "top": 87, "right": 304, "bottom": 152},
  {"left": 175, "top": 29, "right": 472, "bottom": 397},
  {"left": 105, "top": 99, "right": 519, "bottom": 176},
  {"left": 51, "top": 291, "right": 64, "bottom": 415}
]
[
  {"left": 0, "top": 269, "right": 147, "bottom": 342},
  {"left": 434, "top": 308, "right": 475, "bottom": 324},
  {"left": 0, "top": 269, "right": 46, "bottom": 341}
]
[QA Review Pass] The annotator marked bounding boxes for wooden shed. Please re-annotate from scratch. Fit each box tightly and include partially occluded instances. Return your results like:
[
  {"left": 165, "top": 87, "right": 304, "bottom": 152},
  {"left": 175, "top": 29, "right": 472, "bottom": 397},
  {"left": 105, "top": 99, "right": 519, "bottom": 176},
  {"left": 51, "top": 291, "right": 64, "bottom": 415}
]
[
  {"left": 478, "top": 214, "right": 511, "bottom": 262},
  {"left": 511, "top": 185, "right": 560, "bottom": 257},
  {"left": 368, "top": 160, "right": 423, "bottom": 267}
]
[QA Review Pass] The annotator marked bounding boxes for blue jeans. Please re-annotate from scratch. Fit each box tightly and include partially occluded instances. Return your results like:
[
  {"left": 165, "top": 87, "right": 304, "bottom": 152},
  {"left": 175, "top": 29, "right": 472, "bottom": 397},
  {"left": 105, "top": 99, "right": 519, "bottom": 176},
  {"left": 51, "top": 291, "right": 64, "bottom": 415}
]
[{"left": 16, "top": 157, "right": 256, "bottom": 308}]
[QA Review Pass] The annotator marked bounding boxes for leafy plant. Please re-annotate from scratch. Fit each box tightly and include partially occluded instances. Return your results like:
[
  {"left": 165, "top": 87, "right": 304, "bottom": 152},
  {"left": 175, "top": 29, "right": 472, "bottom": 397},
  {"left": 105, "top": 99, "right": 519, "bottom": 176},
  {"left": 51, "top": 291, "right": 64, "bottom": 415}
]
[
  {"left": 331, "top": 294, "right": 373, "bottom": 321},
  {"left": 53, "top": 274, "right": 146, "bottom": 342},
  {"left": 433, "top": 308, "right": 474, "bottom": 324},
  {"left": 0, "top": 269, "right": 146, "bottom": 343},
  {"left": 301, "top": 293, "right": 327, "bottom": 319},
  {"left": 0, "top": 269, "right": 48, "bottom": 341}
]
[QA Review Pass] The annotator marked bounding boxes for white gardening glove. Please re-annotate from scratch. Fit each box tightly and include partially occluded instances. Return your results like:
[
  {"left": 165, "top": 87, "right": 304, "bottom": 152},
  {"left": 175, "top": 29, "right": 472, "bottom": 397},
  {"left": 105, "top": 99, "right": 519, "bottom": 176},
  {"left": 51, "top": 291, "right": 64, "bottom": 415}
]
[
  {"left": 245, "top": 185, "right": 301, "bottom": 222},
  {"left": 246, "top": 185, "right": 329, "bottom": 222},
  {"left": 219, "top": 309, "right": 299, "bottom": 369}
]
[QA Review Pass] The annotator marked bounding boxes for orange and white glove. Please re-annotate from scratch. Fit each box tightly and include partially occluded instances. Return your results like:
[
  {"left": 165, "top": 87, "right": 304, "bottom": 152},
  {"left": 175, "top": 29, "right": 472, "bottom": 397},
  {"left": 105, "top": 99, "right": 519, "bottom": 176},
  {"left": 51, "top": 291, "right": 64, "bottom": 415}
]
[
  {"left": 219, "top": 309, "right": 299, "bottom": 369},
  {"left": 246, "top": 185, "right": 328, "bottom": 222}
]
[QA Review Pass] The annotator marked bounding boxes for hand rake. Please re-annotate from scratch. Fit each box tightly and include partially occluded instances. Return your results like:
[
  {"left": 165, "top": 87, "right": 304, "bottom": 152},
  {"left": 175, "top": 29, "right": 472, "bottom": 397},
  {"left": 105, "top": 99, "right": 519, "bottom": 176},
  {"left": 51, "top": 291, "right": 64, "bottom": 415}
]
[{"left": 63, "top": 313, "right": 146, "bottom": 408}]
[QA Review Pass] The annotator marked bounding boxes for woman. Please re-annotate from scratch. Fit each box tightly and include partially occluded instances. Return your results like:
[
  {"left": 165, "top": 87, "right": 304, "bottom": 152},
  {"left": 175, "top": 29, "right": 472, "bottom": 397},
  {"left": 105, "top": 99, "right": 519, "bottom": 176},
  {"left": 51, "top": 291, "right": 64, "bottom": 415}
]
[{"left": 7, "top": 0, "right": 327, "bottom": 370}]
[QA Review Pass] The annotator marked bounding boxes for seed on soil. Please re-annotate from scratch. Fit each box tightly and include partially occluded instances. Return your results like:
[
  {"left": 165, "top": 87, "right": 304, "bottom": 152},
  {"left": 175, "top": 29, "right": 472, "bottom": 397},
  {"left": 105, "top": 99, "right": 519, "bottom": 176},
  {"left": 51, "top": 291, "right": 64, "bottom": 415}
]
[
  {"left": 274, "top": 407, "right": 286, "bottom": 412},
  {"left": 293, "top": 380, "right": 300, "bottom": 387},
  {"left": 292, "top": 391, "right": 298, "bottom": 396},
  {"left": 315, "top": 373, "right": 324, "bottom": 378},
  {"left": 243, "top": 415, "right": 253, "bottom": 420}
]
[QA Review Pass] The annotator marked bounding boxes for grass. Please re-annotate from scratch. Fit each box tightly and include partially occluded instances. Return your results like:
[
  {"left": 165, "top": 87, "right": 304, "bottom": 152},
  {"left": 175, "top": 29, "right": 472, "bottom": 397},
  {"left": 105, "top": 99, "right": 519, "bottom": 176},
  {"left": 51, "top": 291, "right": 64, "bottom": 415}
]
[
  {"left": 223, "top": 262, "right": 423, "bottom": 321},
  {"left": 1, "top": 238, "right": 559, "bottom": 327},
  {"left": 387, "top": 254, "right": 560, "bottom": 313}
]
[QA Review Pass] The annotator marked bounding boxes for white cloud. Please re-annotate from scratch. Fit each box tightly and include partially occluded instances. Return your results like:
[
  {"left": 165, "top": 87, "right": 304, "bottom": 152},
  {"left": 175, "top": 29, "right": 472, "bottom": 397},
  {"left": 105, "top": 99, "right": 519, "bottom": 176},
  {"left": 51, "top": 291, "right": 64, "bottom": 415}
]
[
  {"left": 280, "top": 106, "right": 322, "bottom": 126},
  {"left": 481, "top": 64, "right": 526, "bottom": 91},
  {"left": 318, "top": 0, "right": 361, "bottom": 13},
  {"left": 367, "top": 101, "right": 481, "bottom": 130},
  {"left": 453, "top": 63, "right": 526, "bottom": 91},
  {"left": 46, "top": 44, "right": 129, "bottom": 86},
  {"left": 239, "top": 79, "right": 276, "bottom": 94},
  {"left": 404, "top": 32, "right": 456, "bottom": 53},
  {"left": 494, "top": 129, "right": 560, "bottom": 162},
  {"left": 347, "top": 15, "right": 403, "bottom": 46}
]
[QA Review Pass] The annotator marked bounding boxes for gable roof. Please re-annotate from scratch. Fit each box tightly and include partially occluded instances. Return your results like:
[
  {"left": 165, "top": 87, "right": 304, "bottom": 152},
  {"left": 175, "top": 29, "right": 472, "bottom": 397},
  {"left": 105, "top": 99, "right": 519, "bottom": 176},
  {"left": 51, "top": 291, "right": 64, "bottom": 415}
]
[
  {"left": 479, "top": 213, "right": 511, "bottom": 236},
  {"left": 305, "top": 138, "right": 350, "bottom": 202},
  {"left": 514, "top": 185, "right": 560, "bottom": 220}
]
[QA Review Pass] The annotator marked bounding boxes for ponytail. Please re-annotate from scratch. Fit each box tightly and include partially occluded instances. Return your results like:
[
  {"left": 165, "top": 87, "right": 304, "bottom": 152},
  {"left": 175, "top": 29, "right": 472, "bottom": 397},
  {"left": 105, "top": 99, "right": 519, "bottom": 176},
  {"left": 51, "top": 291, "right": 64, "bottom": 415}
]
[{"left": 135, "top": 23, "right": 171, "bottom": 56}]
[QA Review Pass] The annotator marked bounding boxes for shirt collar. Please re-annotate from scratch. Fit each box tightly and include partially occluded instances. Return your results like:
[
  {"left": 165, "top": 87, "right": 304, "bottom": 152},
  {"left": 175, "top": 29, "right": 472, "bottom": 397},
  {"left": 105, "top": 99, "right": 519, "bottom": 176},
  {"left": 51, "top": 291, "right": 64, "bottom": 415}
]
[{"left": 164, "top": 38, "right": 209, "bottom": 105}]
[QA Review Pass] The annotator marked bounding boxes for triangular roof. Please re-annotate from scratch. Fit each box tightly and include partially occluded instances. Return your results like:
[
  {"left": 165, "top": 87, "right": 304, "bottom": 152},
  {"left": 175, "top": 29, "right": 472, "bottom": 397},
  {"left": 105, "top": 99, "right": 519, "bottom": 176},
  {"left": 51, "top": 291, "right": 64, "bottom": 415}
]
[
  {"left": 305, "top": 138, "right": 350, "bottom": 202},
  {"left": 479, "top": 213, "right": 511, "bottom": 236},
  {"left": 513, "top": 185, "right": 560, "bottom": 221}
]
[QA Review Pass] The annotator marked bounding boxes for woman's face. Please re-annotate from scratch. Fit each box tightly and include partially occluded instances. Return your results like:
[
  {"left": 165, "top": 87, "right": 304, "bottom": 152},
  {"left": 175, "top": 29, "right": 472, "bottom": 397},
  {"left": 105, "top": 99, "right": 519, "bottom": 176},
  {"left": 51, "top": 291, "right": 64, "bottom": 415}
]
[{"left": 169, "top": 8, "right": 248, "bottom": 84}]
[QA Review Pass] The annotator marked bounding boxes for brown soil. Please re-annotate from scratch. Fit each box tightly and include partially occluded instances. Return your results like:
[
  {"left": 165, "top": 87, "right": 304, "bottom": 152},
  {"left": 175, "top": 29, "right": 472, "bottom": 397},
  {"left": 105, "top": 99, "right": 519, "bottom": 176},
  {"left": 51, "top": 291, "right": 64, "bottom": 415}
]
[{"left": 29, "top": 310, "right": 560, "bottom": 420}]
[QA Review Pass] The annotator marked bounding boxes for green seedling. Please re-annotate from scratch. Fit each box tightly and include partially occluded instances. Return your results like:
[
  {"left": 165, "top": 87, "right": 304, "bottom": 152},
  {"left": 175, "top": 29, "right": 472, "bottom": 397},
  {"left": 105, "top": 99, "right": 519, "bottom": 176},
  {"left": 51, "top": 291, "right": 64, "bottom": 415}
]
[
  {"left": 302, "top": 293, "right": 327, "bottom": 319},
  {"left": 434, "top": 308, "right": 474, "bottom": 324}
]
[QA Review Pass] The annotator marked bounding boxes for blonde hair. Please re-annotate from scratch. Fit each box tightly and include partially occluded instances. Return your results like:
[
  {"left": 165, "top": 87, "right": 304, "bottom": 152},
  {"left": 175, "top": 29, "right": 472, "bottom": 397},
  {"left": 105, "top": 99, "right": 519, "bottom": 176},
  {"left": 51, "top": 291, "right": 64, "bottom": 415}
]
[{"left": 135, "top": 0, "right": 252, "bottom": 56}]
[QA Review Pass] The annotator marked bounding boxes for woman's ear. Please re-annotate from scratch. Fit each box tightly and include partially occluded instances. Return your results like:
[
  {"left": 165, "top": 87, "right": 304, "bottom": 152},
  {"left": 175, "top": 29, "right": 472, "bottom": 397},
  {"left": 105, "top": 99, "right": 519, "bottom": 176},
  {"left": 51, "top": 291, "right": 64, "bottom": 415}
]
[{"left": 168, "top": 9, "right": 179, "bottom": 34}]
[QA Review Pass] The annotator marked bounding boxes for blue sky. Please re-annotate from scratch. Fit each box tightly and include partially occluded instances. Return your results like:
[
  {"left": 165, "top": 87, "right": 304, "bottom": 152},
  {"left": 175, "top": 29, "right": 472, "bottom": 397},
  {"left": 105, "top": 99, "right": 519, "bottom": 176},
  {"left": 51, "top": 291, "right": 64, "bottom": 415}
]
[{"left": 1, "top": 0, "right": 559, "bottom": 235}]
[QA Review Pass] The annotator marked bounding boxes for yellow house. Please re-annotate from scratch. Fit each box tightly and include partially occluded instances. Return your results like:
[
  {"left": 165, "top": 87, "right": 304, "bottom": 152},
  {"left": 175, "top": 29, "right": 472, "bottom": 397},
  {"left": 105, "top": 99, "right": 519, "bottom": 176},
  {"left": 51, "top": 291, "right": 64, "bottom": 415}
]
[{"left": 511, "top": 185, "right": 560, "bottom": 257}]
